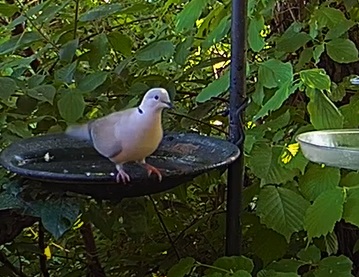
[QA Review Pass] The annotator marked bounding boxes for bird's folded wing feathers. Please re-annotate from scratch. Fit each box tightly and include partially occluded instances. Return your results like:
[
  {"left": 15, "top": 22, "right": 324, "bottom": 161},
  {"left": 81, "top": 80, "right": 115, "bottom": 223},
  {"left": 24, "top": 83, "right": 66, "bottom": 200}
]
[{"left": 90, "top": 112, "right": 127, "bottom": 159}]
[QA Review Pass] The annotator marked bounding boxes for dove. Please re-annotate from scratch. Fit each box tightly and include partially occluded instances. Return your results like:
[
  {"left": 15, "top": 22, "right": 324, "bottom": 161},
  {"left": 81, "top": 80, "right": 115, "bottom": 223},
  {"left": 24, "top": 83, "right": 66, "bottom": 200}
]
[{"left": 65, "top": 87, "right": 173, "bottom": 184}]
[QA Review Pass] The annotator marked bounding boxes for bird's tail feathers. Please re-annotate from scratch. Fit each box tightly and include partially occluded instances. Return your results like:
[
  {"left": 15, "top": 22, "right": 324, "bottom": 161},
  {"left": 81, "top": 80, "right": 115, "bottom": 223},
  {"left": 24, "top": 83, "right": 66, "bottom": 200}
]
[{"left": 65, "top": 124, "right": 92, "bottom": 141}]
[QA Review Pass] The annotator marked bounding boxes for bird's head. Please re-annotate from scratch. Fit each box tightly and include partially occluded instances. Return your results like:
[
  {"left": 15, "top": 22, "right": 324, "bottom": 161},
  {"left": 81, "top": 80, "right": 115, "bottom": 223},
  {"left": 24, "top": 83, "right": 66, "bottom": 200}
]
[{"left": 140, "top": 88, "right": 173, "bottom": 112}]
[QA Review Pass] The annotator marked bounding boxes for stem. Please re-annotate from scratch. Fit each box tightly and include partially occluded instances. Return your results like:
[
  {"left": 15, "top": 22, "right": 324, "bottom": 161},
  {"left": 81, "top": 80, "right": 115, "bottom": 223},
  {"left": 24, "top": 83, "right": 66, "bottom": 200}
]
[
  {"left": 39, "top": 222, "right": 50, "bottom": 277},
  {"left": 149, "top": 196, "right": 181, "bottom": 261},
  {"left": 73, "top": 0, "right": 80, "bottom": 39},
  {"left": 15, "top": 0, "right": 59, "bottom": 51},
  {"left": 168, "top": 111, "right": 228, "bottom": 135},
  {"left": 80, "top": 222, "right": 106, "bottom": 277}
]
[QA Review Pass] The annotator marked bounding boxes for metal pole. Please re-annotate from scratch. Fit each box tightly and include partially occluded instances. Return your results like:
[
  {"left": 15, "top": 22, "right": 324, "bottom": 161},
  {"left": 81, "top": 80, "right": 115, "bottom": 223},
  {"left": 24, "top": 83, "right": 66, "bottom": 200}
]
[{"left": 225, "top": 0, "right": 247, "bottom": 256}]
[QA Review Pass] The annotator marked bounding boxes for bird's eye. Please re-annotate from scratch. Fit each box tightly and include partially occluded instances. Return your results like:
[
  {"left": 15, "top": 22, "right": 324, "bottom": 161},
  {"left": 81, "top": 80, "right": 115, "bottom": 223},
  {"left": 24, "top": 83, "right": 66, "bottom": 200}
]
[{"left": 154, "top": 95, "right": 159, "bottom": 100}]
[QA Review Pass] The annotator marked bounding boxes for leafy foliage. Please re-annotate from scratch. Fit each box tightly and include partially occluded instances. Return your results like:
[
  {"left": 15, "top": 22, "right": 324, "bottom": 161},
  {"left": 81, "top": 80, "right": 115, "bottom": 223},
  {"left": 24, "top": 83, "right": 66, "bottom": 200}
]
[{"left": 0, "top": 0, "right": 359, "bottom": 276}]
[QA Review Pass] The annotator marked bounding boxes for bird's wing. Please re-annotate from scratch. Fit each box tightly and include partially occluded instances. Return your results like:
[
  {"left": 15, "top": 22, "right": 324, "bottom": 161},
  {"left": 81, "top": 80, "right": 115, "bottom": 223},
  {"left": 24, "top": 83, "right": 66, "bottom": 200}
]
[{"left": 89, "top": 109, "right": 137, "bottom": 158}]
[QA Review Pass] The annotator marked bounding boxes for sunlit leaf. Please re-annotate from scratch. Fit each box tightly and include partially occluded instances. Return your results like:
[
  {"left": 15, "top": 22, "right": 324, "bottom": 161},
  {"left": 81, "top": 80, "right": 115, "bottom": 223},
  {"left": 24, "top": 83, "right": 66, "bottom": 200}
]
[
  {"left": 107, "top": 32, "right": 133, "bottom": 56},
  {"left": 136, "top": 40, "right": 174, "bottom": 62},
  {"left": 176, "top": 0, "right": 210, "bottom": 32},
  {"left": 79, "top": 3, "right": 121, "bottom": 21},
  {"left": 196, "top": 71, "right": 229, "bottom": 102},
  {"left": 304, "top": 188, "right": 345, "bottom": 239},
  {"left": 300, "top": 69, "right": 331, "bottom": 90},
  {"left": 257, "top": 186, "right": 310, "bottom": 242},
  {"left": 299, "top": 164, "right": 340, "bottom": 201},
  {"left": 248, "top": 15, "right": 265, "bottom": 52},
  {"left": 307, "top": 89, "right": 344, "bottom": 129},
  {"left": 326, "top": 39, "right": 359, "bottom": 63}
]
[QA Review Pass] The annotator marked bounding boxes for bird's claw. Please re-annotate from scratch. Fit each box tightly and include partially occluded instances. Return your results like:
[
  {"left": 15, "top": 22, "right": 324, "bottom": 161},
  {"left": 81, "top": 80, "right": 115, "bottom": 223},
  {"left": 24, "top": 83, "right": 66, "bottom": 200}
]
[
  {"left": 143, "top": 163, "right": 162, "bottom": 182},
  {"left": 116, "top": 169, "right": 131, "bottom": 184}
]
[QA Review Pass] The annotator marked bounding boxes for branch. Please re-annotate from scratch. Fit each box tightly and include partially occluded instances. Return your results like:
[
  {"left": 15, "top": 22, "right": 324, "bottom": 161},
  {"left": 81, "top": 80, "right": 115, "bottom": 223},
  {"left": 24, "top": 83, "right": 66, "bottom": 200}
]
[
  {"left": 149, "top": 195, "right": 181, "bottom": 261},
  {"left": 39, "top": 222, "right": 49, "bottom": 277},
  {"left": 168, "top": 111, "right": 228, "bottom": 135},
  {"left": 80, "top": 16, "right": 157, "bottom": 43},
  {"left": 73, "top": 0, "right": 80, "bottom": 39}
]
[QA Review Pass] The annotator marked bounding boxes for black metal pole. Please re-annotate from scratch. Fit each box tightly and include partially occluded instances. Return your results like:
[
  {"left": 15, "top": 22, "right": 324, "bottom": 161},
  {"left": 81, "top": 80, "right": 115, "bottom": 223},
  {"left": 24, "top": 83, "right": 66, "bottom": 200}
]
[{"left": 225, "top": 0, "right": 247, "bottom": 256}]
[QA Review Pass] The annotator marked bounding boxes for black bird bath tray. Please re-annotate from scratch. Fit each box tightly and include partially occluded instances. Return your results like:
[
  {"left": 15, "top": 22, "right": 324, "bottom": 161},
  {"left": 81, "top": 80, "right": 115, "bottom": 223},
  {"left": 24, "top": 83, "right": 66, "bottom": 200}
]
[{"left": 0, "top": 133, "right": 240, "bottom": 199}]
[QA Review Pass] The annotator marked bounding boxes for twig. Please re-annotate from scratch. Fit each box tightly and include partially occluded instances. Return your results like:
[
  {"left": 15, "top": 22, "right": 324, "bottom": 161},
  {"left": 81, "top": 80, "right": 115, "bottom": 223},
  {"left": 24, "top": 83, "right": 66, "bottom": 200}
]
[
  {"left": 176, "top": 90, "right": 228, "bottom": 103},
  {"left": 0, "top": 250, "right": 28, "bottom": 277},
  {"left": 39, "top": 222, "right": 49, "bottom": 277},
  {"left": 149, "top": 195, "right": 181, "bottom": 261},
  {"left": 73, "top": 0, "right": 80, "bottom": 39},
  {"left": 168, "top": 111, "right": 228, "bottom": 135},
  {"left": 80, "top": 222, "right": 106, "bottom": 277},
  {"left": 80, "top": 16, "right": 158, "bottom": 43},
  {"left": 15, "top": 0, "right": 59, "bottom": 51}
]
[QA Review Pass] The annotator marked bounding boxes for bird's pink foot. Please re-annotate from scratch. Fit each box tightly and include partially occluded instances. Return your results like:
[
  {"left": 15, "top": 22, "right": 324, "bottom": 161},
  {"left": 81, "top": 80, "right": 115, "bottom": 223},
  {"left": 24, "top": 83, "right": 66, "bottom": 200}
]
[
  {"left": 115, "top": 165, "right": 131, "bottom": 184},
  {"left": 142, "top": 163, "right": 162, "bottom": 182}
]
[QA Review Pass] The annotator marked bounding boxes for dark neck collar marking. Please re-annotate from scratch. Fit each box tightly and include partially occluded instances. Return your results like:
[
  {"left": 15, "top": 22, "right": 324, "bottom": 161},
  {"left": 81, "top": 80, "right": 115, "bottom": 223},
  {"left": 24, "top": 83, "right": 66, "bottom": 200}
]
[{"left": 137, "top": 107, "right": 143, "bottom": 114}]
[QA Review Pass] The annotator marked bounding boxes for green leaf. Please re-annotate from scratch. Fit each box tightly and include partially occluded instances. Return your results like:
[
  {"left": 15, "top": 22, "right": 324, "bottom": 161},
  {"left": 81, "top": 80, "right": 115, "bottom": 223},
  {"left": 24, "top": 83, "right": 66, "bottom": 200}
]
[
  {"left": 57, "top": 90, "right": 85, "bottom": 122},
  {"left": 39, "top": 199, "right": 80, "bottom": 239},
  {"left": 248, "top": 15, "right": 265, "bottom": 52},
  {"left": 208, "top": 256, "right": 254, "bottom": 274},
  {"left": 257, "top": 269, "right": 299, "bottom": 277},
  {"left": 315, "top": 7, "right": 347, "bottom": 29},
  {"left": 202, "top": 15, "right": 230, "bottom": 49},
  {"left": 313, "top": 44, "right": 325, "bottom": 64},
  {"left": 326, "top": 19, "right": 355, "bottom": 40},
  {"left": 28, "top": 75, "right": 46, "bottom": 88},
  {"left": 266, "top": 259, "right": 305, "bottom": 273},
  {"left": 0, "top": 32, "right": 42, "bottom": 55},
  {"left": 231, "top": 270, "right": 252, "bottom": 277},
  {"left": 86, "top": 33, "right": 109, "bottom": 69},
  {"left": 27, "top": 85, "right": 56, "bottom": 105},
  {"left": 196, "top": 71, "right": 230, "bottom": 102},
  {"left": 176, "top": 0, "right": 210, "bottom": 32},
  {"left": 277, "top": 31, "right": 311, "bottom": 53},
  {"left": 252, "top": 228, "right": 287, "bottom": 265},
  {"left": 258, "top": 59, "right": 293, "bottom": 88},
  {"left": 77, "top": 72, "right": 108, "bottom": 92},
  {"left": 250, "top": 145, "right": 296, "bottom": 185},
  {"left": 299, "top": 164, "right": 340, "bottom": 201},
  {"left": 136, "top": 40, "right": 174, "bottom": 62},
  {"left": 0, "top": 3, "right": 19, "bottom": 17},
  {"left": 34, "top": 1, "right": 70, "bottom": 24},
  {"left": 54, "top": 61, "right": 77, "bottom": 84},
  {"left": 341, "top": 172, "right": 359, "bottom": 187},
  {"left": 304, "top": 188, "right": 345, "bottom": 239},
  {"left": 307, "top": 89, "right": 344, "bottom": 129},
  {"left": 167, "top": 257, "right": 195, "bottom": 277},
  {"left": 300, "top": 69, "right": 331, "bottom": 90},
  {"left": 340, "top": 95, "right": 359, "bottom": 128},
  {"left": 253, "top": 82, "right": 298, "bottom": 120},
  {"left": 257, "top": 186, "right": 310, "bottom": 242},
  {"left": 0, "top": 77, "right": 17, "bottom": 99},
  {"left": 59, "top": 38, "right": 79, "bottom": 63},
  {"left": 343, "top": 189, "right": 359, "bottom": 227},
  {"left": 326, "top": 39, "right": 359, "bottom": 63},
  {"left": 107, "top": 32, "right": 132, "bottom": 56},
  {"left": 314, "top": 255, "right": 352, "bottom": 277},
  {"left": 297, "top": 245, "right": 321, "bottom": 263},
  {"left": 79, "top": 3, "right": 121, "bottom": 21},
  {"left": 175, "top": 37, "right": 194, "bottom": 65},
  {"left": 324, "top": 231, "right": 339, "bottom": 255},
  {"left": 248, "top": 142, "right": 272, "bottom": 179}
]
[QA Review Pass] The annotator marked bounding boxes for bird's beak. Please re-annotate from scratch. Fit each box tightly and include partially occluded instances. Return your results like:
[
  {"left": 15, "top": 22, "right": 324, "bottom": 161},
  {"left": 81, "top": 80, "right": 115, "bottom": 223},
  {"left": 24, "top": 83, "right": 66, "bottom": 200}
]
[{"left": 162, "top": 101, "right": 174, "bottom": 109}]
